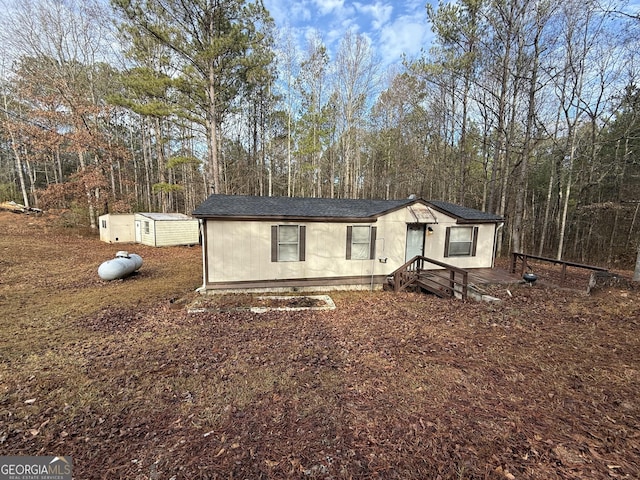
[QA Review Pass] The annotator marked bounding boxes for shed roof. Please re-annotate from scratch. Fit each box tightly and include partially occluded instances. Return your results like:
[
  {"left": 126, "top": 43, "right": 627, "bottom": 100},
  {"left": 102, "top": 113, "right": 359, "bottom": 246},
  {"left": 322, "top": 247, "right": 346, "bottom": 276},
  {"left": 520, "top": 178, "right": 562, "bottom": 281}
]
[
  {"left": 193, "top": 195, "right": 503, "bottom": 223},
  {"left": 136, "top": 212, "right": 194, "bottom": 221}
]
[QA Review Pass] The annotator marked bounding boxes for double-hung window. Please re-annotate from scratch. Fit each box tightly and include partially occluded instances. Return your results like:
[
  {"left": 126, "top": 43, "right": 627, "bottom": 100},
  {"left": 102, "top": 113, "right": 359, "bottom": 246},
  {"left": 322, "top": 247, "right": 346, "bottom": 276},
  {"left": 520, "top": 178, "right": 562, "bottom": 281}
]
[
  {"left": 346, "top": 225, "right": 377, "bottom": 260},
  {"left": 271, "top": 225, "right": 306, "bottom": 262},
  {"left": 444, "top": 226, "right": 478, "bottom": 257}
]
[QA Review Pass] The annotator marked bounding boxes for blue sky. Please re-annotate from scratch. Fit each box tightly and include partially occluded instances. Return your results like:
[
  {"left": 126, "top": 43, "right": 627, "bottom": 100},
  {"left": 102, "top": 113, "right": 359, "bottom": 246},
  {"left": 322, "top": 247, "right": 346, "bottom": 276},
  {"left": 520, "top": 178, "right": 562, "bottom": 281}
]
[{"left": 262, "top": 0, "right": 434, "bottom": 67}]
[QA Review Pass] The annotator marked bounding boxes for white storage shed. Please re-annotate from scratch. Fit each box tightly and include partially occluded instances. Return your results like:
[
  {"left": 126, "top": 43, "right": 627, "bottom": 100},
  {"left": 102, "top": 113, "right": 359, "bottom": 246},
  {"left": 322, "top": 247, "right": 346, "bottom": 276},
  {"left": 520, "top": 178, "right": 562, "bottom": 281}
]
[
  {"left": 99, "top": 214, "right": 136, "bottom": 244},
  {"left": 134, "top": 212, "right": 200, "bottom": 247}
]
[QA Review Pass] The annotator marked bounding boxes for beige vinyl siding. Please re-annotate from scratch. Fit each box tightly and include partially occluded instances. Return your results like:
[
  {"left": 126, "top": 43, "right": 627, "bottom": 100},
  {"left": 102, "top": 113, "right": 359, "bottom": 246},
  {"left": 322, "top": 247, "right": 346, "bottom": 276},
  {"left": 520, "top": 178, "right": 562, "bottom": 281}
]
[
  {"left": 205, "top": 209, "right": 401, "bottom": 284},
  {"left": 98, "top": 214, "right": 135, "bottom": 243},
  {"left": 138, "top": 219, "right": 156, "bottom": 246},
  {"left": 206, "top": 220, "right": 381, "bottom": 283},
  {"left": 153, "top": 220, "right": 199, "bottom": 247},
  {"left": 422, "top": 222, "right": 495, "bottom": 269},
  {"left": 134, "top": 213, "right": 199, "bottom": 246},
  {"left": 386, "top": 204, "right": 495, "bottom": 269}
]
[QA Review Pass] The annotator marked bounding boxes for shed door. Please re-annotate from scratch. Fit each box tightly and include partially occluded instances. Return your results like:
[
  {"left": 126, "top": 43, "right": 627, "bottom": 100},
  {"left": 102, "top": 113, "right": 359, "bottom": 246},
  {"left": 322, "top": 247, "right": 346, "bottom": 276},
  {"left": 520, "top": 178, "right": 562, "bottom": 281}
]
[
  {"left": 135, "top": 220, "right": 142, "bottom": 243},
  {"left": 405, "top": 224, "right": 426, "bottom": 262}
]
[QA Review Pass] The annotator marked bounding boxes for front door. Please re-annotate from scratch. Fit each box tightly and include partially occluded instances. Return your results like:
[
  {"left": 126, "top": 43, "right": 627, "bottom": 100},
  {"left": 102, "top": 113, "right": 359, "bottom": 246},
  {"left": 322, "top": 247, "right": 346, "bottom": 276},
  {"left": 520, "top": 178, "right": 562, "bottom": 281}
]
[
  {"left": 135, "top": 220, "right": 142, "bottom": 243},
  {"left": 405, "top": 224, "right": 426, "bottom": 262}
]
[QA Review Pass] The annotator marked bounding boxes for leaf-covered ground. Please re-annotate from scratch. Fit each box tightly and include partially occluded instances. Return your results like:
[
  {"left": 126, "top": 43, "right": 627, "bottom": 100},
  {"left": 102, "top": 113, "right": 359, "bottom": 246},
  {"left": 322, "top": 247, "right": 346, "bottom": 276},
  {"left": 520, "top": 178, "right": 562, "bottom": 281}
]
[{"left": 1, "top": 212, "right": 639, "bottom": 479}]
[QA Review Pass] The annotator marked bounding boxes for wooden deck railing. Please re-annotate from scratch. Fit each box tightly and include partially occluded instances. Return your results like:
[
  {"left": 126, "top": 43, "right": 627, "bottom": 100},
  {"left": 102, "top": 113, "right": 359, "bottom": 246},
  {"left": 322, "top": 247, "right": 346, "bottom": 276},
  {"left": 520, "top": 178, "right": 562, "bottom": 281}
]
[
  {"left": 511, "top": 252, "right": 608, "bottom": 285},
  {"left": 391, "top": 256, "right": 469, "bottom": 300}
]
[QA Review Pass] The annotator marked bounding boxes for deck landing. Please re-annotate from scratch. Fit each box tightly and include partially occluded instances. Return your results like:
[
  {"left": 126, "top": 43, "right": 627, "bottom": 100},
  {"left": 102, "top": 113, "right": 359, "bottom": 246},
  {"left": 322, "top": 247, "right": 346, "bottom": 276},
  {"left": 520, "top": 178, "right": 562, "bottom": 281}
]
[{"left": 467, "top": 267, "right": 521, "bottom": 285}]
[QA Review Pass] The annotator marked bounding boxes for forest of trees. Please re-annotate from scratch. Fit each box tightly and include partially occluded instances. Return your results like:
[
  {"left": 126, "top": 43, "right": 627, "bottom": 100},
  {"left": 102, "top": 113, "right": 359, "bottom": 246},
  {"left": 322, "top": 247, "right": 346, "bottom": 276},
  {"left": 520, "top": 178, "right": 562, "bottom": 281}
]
[{"left": 1, "top": 0, "right": 639, "bottom": 268}]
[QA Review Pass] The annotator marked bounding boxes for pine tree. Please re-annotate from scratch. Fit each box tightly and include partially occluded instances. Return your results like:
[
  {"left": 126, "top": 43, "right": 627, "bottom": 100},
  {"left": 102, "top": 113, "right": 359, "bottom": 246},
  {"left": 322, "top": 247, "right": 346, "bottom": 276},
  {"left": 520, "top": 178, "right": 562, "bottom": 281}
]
[{"left": 111, "top": 0, "right": 275, "bottom": 195}]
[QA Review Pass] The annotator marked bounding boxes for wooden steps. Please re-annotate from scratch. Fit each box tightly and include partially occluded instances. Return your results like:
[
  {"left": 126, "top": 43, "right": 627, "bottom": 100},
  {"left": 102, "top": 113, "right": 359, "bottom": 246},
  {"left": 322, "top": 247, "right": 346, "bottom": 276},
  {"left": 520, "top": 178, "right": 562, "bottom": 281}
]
[
  {"left": 415, "top": 273, "right": 454, "bottom": 298},
  {"left": 388, "top": 256, "right": 469, "bottom": 300}
]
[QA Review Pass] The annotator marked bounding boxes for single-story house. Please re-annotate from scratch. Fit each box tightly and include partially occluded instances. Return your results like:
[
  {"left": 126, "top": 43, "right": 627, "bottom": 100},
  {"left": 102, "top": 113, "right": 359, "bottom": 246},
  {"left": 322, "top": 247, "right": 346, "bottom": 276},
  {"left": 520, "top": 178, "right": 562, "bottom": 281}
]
[
  {"left": 134, "top": 212, "right": 200, "bottom": 247},
  {"left": 192, "top": 194, "right": 503, "bottom": 293},
  {"left": 99, "top": 214, "right": 135, "bottom": 243}
]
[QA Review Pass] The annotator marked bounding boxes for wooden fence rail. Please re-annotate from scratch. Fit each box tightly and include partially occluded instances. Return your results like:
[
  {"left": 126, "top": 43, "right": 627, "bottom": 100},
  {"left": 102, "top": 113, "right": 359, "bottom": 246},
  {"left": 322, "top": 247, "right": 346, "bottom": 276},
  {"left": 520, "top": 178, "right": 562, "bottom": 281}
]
[{"left": 511, "top": 252, "right": 608, "bottom": 285}]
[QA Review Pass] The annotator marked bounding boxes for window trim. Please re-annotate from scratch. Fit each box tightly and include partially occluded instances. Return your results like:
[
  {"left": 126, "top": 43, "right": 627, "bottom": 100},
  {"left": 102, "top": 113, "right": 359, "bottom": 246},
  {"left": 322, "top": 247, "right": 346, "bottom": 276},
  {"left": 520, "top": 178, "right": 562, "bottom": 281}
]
[
  {"left": 346, "top": 225, "right": 377, "bottom": 260},
  {"left": 271, "top": 225, "right": 306, "bottom": 262},
  {"left": 444, "top": 226, "right": 478, "bottom": 257}
]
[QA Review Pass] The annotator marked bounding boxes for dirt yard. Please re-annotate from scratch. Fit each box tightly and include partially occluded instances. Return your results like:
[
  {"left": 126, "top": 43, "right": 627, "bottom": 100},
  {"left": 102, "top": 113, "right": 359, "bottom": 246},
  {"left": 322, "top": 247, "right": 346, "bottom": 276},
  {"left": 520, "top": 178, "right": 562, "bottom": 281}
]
[{"left": 1, "top": 211, "right": 639, "bottom": 479}]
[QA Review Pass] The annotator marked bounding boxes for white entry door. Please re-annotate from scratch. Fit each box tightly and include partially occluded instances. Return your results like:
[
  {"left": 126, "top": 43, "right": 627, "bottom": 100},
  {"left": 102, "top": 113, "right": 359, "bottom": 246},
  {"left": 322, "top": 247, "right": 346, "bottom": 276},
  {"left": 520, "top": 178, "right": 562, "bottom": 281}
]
[
  {"left": 405, "top": 224, "right": 426, "bottom": 262},
  {"left": 135, "top": 220, "right": 142, "bottom": 243}
]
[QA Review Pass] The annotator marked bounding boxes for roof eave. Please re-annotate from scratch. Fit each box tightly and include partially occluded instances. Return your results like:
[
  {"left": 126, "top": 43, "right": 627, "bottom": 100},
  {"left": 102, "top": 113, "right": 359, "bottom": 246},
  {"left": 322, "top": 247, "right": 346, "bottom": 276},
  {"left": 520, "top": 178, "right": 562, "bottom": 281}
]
[
  {"left": 455, "top": 218, "right": 503, "bottom": 224},
  {"left": 193, "top": 214, "right": 380, "bottom": 223},
  {"left": 425, "top": 203, "right": 502, "bottom": 224}
]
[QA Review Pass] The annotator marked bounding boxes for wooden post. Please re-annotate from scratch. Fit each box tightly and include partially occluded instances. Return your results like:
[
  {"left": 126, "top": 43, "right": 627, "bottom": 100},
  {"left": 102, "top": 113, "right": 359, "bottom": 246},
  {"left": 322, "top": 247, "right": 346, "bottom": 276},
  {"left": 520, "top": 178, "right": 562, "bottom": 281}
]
[
  {"left": 461, "top": 271, "right": 468, "bottom": 300},
  {"left": 449, "top": 271, "right": 455, "bottom": 298}
]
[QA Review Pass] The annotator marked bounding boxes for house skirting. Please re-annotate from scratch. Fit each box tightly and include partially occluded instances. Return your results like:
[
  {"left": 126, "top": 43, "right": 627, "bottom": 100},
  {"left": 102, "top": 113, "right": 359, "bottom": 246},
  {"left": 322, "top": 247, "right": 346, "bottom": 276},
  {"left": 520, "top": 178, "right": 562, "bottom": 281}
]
[{"left": 198, "top": 274, "right": 389, "bottom": 294}]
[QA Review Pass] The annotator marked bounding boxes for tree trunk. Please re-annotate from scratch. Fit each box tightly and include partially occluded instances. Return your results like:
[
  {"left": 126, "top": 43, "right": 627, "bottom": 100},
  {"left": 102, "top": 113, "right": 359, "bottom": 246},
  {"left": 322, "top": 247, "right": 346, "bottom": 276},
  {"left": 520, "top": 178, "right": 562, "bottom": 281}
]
[
  {"left": 557, "top": 137, "right": 575, "bottom": 260},
  {"left": 141, "top": 119, "right": 152, "bottom": 211},
  {"left": 208, "top": 60, "right": 220, "bottom": 194},
  {"left": 513, "top": 6, "right": 544, "bottom": 254},
  {"left": 8, "top": 130, "right": 30, "bottom": 208},
  {"left": 78, "top": 151, "right": 97, "bottom": 229},
  {"left": 538, "top": 165, "right": 555, "bottom": 256}
]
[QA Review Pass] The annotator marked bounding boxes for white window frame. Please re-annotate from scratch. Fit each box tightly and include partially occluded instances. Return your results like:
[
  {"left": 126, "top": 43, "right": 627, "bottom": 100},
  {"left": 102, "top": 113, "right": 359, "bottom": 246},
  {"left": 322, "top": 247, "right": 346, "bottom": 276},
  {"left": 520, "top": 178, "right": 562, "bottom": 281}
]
[
  {"left": 271, "top": 225, "right": 306, "bottom": 262},
  {"left": 278, "top": 225, "right": 299, "bottom": 262},
  {"left": 445, "top": 226, "right": 478, "bottom": 257},
  {"left": 346, "top": 225, "right": 377, "bottom": 260}
]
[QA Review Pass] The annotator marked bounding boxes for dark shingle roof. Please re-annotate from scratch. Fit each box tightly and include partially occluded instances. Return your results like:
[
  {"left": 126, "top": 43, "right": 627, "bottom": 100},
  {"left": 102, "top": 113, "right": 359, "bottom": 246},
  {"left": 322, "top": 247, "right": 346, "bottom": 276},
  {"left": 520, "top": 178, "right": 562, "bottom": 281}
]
[
  {"left": 193, "top": 195, "right": 414, "bottom": 220},
  {"left": 193, "top": 195, "right": 503, "bottom": 223},
  {"left": 428, "top": 200, "right": 503, "bottom": 223}
]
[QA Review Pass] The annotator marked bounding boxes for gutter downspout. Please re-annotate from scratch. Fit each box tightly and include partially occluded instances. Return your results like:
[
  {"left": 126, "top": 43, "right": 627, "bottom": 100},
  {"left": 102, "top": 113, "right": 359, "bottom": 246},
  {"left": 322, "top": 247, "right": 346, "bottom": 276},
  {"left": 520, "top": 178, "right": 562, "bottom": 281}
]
[
  {"left": 371, "top": 258, "right": 375, "bottom": 291},
  {"left": 371, "top": 237, "right": 385, "bottom": 291},
  {"left": 493, "top": 222, "right": 504, "bottom": 268},
  {"left": 197, "top": 219, "right": 207, "bottom": 292}
]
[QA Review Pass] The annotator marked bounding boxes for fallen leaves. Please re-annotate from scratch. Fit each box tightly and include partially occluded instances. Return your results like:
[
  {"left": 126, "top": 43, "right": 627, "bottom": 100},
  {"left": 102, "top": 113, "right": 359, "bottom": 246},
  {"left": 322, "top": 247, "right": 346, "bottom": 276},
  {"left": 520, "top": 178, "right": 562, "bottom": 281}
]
[
  {"left": 1, "top": 212, "right": 640, "bottom": 479},
  {"left": 495, "top": 465, "right": 517, "bottom": 479}
]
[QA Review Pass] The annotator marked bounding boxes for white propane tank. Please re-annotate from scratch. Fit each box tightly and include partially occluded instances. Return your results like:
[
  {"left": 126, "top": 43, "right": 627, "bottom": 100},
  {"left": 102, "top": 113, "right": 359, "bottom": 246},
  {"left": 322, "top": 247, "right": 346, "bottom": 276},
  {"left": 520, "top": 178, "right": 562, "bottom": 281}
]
[{"left": 98, "top": 251, "right": 143, "bottom": 281}]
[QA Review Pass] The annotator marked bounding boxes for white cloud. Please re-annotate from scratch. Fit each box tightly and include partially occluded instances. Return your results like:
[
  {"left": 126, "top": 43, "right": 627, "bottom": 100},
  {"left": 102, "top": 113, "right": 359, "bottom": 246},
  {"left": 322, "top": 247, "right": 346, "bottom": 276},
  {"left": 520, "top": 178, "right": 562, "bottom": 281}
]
[
  {"left": 354, "top": 1, "right": 393, "bottom": 30},
  {"left": 265, "top": 0, "right": 313, "bottom": 25},
  {"left": 265, "top": 0, "right": 435, "bottom": 68},
  {"left": 378, "top": 15, "right": 432, "bottom": 64},
  {"left": 313, "top": 0, "right": 345, "bottom": 15}
]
